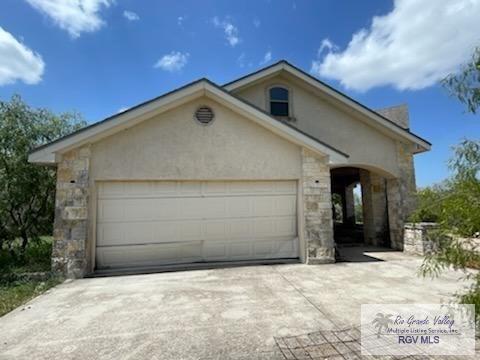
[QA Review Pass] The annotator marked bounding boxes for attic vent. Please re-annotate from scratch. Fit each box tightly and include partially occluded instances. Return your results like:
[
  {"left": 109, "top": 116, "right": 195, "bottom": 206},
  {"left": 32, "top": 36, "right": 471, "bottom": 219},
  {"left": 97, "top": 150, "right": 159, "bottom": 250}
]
[{"left": 194, "top": 106, "right": 214, "bottom": 125}]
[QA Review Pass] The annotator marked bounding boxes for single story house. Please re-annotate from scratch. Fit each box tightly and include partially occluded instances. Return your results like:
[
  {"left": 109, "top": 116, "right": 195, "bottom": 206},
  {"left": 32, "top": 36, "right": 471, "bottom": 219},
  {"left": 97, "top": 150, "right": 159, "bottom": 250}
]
[{"left": 29, "top": 61, "right": 431, "bottom": 278}]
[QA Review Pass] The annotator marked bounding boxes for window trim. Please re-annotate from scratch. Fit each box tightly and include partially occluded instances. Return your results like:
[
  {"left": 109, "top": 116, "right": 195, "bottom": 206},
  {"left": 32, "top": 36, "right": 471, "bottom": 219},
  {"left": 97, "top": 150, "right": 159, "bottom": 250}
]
[{"left": 266, "top": 84, "right": 293, "bottom": 118}]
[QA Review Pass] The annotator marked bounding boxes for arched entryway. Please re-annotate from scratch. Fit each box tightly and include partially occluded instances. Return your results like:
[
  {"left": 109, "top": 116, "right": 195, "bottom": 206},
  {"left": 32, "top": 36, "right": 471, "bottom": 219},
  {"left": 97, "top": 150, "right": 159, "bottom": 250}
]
[{"left": 330, "top": 166, "right": 394, "bottom": 255}]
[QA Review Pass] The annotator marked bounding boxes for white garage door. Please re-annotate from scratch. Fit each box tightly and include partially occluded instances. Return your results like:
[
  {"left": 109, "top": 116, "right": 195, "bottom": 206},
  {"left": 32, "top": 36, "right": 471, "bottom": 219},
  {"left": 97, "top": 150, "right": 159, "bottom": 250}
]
[{"left": 96, "top": 181, "right": 298, "bottom": 269}]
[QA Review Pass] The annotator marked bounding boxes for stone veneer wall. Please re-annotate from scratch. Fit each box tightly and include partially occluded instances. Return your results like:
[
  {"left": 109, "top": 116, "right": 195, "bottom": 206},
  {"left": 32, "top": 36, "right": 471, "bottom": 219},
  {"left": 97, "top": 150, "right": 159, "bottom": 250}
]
[
  {"left": 403, "top": 223, "right": 439, "bottom": 256},
  {"left": 302, "top": 148, "right": 335, "bottom": 263},
  {"left": 52, "top": 146, "right": 90, "bottom": 278},
  {"left": 344, "top": 183, "right": 356, "bottom": 226},
  {"left": 376, "top": 104, "right": 410, "bottom": 130},
  {"left": 360, "top": 170, "right": 388, "bottom": 246},
  {"left": 387, "top": 141, "right": 417, "bottom": 250}
]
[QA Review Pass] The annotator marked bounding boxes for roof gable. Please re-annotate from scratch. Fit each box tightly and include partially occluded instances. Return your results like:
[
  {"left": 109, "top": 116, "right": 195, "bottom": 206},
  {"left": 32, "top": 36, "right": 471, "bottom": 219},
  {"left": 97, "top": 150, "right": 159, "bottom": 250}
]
[
  {"left": 29, "top": 78, "right": 348, "bottom": 165},
  {"left": 224, "top": 61, "right": 431, "bottom": 153}
]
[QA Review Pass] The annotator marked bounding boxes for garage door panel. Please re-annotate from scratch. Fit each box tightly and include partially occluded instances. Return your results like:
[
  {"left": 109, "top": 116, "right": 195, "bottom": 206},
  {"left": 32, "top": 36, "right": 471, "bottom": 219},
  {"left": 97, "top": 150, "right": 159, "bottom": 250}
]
[
  {"left": 203, "top": 220, "right": 228, "bottom": 239},
  {"left": 275, "top": 181, "right": 297, "bottom": 193},
  {"left": 179, "top": 182, "right": 202, "bottom": 194},
  {"left": 199, "top": 198, "right": 227, "bottom": 218},
  {"left": 97, "top": 242, "right": 203, "bottom": 268},
  {"left": 152, "top": 198, "right": 180, "bottom": 219},
  {"left": 229, "top": 241, "right": 253, "bottom": 259},
  {"left": 179, "top": 198, "right": 227, "bottom": 219},
  {"left": 203, "top": 241, "right": 228, "bottom": 260},
  {"left": 203, "top": 181, "right": 228, "bottom": 194},
  {"left": 275, "top": 217, "right": 297, "bottom": 236},
  {"left": 150, "top": 181, "right": 177, "bottom": 195},
  {"left": 124, "top": 182, "right": 152, "bottom": 196},
  {"left": 253, "top": 218, "right": 274, "bottom": 237},
  {"left": 97, "top": 224, "right": 123, "bottom": 246},
  {"left": 99, "top": 221, "right": 185, "bottom": 247},
  {"left": 229, "top": 181, "right": 277, "bottom": 194},
  {"left": 276, "top": 239, "right": 298, "bottom": 258},
  {"left": 227, "top": 197, "right": 251, "bottom": 217},
  {"left": 230, "top": 219, "right": 253, "bottom": 238},
  {"left": 253, "top": 197, "right": 274, "bottom": 216},
  {"left": 98, "top": 182, "right": 124, "bottom": 196},
  {"left": 96, "top": 180, "right": 298, "bottom": 270},
  {"left": 275, "top": 196, "right": 297, "bottom": 215},
  {"left": 253, "top": 240, "right": 274, "bottom": 256},
  {"left": 179, "top": 221, "right": 203, "bottom": 241},
  {"left": 153, "top": 222, "right": 179, "bottom": 242},
  {"left": 124, "top": 199, "right": 156, "bottom": 220},
  {"left": 124, "top": 223, "right": 155, "bottom": 243},
  {"left": 98, "top": 200, "right": 124, "bottom": 221}
]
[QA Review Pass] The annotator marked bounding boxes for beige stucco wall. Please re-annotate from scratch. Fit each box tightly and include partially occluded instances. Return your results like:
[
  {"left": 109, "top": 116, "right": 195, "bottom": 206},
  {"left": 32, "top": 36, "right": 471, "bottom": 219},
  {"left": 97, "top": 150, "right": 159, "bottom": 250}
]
[
  {"left": 234, "top": 75, "right": 400, "bottom": 177},
  {"left": 90, "top": 97, "right": 302, "bottom": 181}
]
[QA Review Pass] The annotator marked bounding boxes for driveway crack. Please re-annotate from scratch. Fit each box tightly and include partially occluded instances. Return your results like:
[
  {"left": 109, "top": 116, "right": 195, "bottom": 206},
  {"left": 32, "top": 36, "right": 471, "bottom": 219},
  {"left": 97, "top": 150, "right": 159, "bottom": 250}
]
[{"left": 272, "top": 266, "right": 344, "bottom": 329}]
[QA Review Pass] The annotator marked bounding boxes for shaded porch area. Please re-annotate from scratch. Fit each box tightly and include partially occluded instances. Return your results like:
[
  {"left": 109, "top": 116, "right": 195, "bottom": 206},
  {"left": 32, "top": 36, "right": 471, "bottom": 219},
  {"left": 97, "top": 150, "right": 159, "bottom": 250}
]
[{"left": 330, "top": 166, "right": 406, "bottom": 255}]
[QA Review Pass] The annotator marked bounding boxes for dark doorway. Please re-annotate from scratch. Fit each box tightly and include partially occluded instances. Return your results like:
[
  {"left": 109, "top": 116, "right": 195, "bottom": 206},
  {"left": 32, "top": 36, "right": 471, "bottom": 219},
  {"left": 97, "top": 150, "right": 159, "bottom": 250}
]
[{"left": 331, "top": 167, "right": 364, "bottom": 245}]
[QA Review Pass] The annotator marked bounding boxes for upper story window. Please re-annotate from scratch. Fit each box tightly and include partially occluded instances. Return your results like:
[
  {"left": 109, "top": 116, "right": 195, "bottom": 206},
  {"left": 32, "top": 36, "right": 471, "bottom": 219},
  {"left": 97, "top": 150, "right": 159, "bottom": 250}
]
[{"left": 269, "top": 86, "right": 289, "bottom": 117}]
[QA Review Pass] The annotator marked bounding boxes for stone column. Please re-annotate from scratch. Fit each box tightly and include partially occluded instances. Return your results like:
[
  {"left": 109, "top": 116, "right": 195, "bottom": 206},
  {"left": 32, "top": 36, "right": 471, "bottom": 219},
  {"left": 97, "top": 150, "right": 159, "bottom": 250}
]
[
  {"left": 386, "top": 141, "right": 417, "bottom": 250},
  {"left": 360, "top": 170, "right": 388, "bottom": 246},
  {"left": 344, "top": 183, "right": 356, "bottom": 227},
  {"left": 387, "top": 178, "right": 402, "bottom": 250},
  {"left": 302, "top": 148, "right": 335, "bottom": 264},
  {"left": 52, "top": 146, "right": 90, "bottom": 278},
  {"left": 396, "top": 141, "right": 417, "bottom": 217}
]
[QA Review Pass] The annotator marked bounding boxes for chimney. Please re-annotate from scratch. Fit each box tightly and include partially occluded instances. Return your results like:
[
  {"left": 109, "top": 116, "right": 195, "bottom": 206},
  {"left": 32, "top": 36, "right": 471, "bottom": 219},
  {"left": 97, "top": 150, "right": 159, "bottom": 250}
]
[{"left": 376, "top": 104, "right": 409, "bottom": 130}]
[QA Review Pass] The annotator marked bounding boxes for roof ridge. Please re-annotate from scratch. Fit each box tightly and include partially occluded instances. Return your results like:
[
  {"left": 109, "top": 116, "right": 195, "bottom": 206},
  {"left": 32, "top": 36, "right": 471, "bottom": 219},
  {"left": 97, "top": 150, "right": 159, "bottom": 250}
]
[
  {"left": 223, "top": 60, "right": 431, "bottom": 147},
  {"left": 29, "top": 77, "right": 212, "bottom": 155},
  {"left": 29, "top": 76, "right": 349, "bottom": 161}
]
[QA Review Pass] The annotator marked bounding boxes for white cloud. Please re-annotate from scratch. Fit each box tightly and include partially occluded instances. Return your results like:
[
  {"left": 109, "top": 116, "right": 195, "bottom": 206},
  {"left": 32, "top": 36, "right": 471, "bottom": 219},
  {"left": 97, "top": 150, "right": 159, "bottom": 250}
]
[
  {"left": 212, "top": 16, "right": 240, "bottom": 47},
  {"left": 177, "top": 16, "right": 186, "bottom": 26},
  {"left": 0, "top": 27, "right": 45, "bottom": 86},
  {"left": 237, "top": 52, "right": 246, "bottom": 68},
  {"left": 154, "top": 51, "right": 189, "bottom": 72},
  {"left": 26, "top": 0, "right": 114, "bottom": 38},
  {"left": 123, "top": 10, "right": 139, "bottom": 21},
  {"left": 311, "top": 0, "right": 480, "bottom": 92},
  {"left": 260, "top": 51, "right": 272, "bottom": 65},
  {"left": 317, "top": 38, "right": 338, "bottom": 55},
  {"left": 253, "top": 18, "right": 260, "bottom": 28}
]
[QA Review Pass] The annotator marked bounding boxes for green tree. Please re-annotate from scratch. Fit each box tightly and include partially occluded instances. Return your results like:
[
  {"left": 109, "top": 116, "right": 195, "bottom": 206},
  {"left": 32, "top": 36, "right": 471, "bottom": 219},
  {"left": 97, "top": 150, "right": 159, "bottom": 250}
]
[
  {"left": 417, "top": 45, "right": 480, "bottom": 328},
  {"left": 0, "top": 95, "right": 85, "bottom": 257},
  {"left": 354, "top": 192, "right": 363, "bottom": 224},
  {"left": 442, "top": 47, "right": 480, "bottom": 114},
  {"left": 411, "top": 140, "right": 480, "bottom": 237},
  {"left": 417, "top": 140, "right": 480, "bottom": 326}
]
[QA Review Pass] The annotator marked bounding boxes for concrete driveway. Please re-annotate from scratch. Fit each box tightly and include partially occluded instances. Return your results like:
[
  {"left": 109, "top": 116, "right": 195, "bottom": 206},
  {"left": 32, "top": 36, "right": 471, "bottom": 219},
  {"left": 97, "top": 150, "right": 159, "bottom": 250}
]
[{"left": 0, "top": 247, "right": 473, "bottom": 359}]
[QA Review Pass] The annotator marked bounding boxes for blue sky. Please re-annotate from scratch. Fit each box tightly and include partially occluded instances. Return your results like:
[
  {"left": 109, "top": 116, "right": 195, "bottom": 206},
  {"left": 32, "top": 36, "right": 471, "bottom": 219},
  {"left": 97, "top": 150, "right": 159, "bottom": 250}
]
[{"left": 0, "top": 0, "right": 479, "bottom": 187}]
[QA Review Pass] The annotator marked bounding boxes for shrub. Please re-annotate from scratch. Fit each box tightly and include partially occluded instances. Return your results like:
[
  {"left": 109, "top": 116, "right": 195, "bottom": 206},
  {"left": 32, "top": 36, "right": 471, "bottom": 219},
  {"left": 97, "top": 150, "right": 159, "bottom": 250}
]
[{"left": 415, "top": 139, "right": 480, "bottom": 328}]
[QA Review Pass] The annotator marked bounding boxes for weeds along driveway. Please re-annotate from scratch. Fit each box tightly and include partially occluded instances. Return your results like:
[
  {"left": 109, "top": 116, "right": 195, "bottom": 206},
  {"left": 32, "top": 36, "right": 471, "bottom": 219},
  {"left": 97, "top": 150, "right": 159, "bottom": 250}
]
[{"left": 0, "top": 248, "right": 471, "bottom": 360}]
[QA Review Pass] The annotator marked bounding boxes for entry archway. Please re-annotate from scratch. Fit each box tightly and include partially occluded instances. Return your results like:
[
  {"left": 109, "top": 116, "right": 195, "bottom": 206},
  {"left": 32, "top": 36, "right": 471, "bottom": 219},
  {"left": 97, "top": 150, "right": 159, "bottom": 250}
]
[{"left": 330, "top": 166, "right": 393, "bottom": 249}]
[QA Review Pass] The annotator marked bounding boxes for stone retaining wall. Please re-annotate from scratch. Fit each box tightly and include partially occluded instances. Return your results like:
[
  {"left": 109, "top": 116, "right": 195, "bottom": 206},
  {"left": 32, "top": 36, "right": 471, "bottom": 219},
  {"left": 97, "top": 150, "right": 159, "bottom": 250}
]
[{"left": 403, "top": 222, "right": 439, "bottom": 256}]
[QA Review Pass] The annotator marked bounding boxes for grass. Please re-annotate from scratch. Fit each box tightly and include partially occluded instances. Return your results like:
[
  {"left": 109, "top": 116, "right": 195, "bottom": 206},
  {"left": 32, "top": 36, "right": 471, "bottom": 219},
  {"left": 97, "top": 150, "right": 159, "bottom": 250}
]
[
  {"left": 0, "top": 277, "right": 62, "bottom": 316},
  {"left": 0, "top": 237, "right": 63, "bottom": 317},
  {"left": 0, "top": 236, "right": 53, "bottom": 274}
]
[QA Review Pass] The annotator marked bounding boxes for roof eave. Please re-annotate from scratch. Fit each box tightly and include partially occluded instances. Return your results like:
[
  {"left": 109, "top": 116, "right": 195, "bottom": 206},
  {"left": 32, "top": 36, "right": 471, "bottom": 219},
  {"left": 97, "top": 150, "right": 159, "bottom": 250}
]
[
  {"left": 224, "top": 61, "right": 431, "bottom": 151},
  {"left": 29, "top": 78, "right": 349, "bottom": 165}
]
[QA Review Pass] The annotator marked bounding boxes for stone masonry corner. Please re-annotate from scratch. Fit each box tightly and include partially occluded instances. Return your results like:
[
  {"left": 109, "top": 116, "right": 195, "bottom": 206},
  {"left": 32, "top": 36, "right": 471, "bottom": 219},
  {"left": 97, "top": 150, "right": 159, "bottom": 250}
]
[
  {"left": 302, "top": 148, "right": 335, "bottom": 264},
  {"left": 52, "top": 146, "right": 90, "bottom": 278}
]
